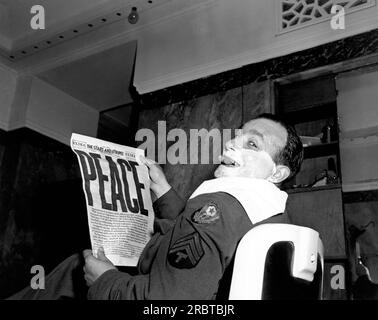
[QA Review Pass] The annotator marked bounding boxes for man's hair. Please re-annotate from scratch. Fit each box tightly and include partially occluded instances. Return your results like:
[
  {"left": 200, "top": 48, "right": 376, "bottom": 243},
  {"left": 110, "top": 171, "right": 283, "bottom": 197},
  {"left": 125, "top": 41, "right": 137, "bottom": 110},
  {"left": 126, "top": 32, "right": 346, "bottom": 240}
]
[{"left": 256, "top": 113, "right": 304, "bottom": 180}]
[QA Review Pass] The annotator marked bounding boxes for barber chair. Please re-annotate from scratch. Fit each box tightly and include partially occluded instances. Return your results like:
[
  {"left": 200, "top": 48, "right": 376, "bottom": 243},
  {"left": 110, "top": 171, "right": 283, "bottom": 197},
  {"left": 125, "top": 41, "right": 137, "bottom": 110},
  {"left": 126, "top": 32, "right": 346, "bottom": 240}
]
[{"left": 229, "top": 224, "right": 324, "bottom": 300}]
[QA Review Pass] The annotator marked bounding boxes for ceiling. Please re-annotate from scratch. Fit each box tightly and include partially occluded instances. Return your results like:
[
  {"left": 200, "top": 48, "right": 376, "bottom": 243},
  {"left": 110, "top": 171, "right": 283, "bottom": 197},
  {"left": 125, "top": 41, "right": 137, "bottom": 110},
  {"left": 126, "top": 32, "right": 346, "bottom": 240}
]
[
  {"left": 0, "top": 0, "right": 210, "bottom": 115},
  {"left": 0, "top": 0, "right": 170, "bottom": 54},
  {"left": 0, "top": 0, "right": 108, "bottom": 44},
  {"left": 37, "top": 40, "right": 136, "bottom": 111}
]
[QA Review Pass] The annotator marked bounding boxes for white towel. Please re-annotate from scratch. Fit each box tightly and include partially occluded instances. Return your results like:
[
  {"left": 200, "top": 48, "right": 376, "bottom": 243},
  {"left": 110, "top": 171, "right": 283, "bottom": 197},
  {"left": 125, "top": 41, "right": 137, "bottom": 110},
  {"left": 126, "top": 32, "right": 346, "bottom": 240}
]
[{"left": 189, "top": 177, "right": 288, "bottom": 224}]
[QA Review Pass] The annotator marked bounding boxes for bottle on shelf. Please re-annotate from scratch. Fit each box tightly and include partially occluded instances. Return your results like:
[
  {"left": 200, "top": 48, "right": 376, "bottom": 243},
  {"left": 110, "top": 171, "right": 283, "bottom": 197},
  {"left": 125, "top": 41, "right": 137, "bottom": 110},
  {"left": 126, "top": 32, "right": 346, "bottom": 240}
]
[{"left": 321, "top": 123, "right": 332, "bottom": 143}]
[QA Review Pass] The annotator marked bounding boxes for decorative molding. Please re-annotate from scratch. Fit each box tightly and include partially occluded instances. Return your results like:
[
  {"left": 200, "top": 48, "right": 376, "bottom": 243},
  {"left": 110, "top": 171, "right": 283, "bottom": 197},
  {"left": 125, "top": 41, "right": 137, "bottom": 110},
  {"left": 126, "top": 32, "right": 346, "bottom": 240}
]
[
  {"left": 0, "top": 108, "right": 76, "bottom": 145},
  {"left": 1, "top": 110, "right": 98, "bottom": 146},
  {"left": 0, "top": 34, "right": 12, "bottom": 52},
  {"left": 0, "top": 116, "right": 25, "bottom": 132},
  {"left": 0, "top": 60, "right": 19, "bottom": 76},
  {"left": 7, "top": 119, "right": 27, "bottom": 131},
  {"left": 0, "top": 76, "right": 99, "bottom": 146},
  {"left": 137, "top": 17, "right": 378, "bottom": 95},
  {"left": 340, "top": 134, "right": 378, "bottom": 147},
  {"left": 342, "top": 180, "right": 378, "bottom": 192},
  {"left": 25, "top": 118, "right": 73, "bottom": 146},
  {"left": 0, "top": 118, "right": 10, "bottom": 131},
  {"left": 139, "top": 26, "right": 378, "bottom": 107},
  {"left": 341, "top": 125, "right": 378, "bottom": 139},
  {"left": 276, "top": 0, "right": 376, "bottom": 35}
]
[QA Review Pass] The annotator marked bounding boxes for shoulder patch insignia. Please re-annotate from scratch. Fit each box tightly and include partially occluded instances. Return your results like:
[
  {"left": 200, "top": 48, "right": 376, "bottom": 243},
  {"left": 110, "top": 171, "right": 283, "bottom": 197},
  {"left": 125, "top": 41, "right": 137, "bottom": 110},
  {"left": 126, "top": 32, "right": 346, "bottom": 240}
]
[
  {"left": 167, "top": 232, "right": 204, "bottom": 269},
  {"left": 192, "top": 203, "right": 220, "bottom": 224}
]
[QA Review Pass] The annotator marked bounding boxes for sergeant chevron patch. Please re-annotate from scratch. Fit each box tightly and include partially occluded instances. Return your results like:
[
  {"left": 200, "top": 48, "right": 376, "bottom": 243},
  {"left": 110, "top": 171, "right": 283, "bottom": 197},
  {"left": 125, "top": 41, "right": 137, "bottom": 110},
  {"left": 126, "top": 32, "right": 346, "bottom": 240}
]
[
  {"left": 192, "top": 203, "right": 220, "bottom": 224},
  {"left": 167, "top": 232, "right": 204, "bottom": 269}
]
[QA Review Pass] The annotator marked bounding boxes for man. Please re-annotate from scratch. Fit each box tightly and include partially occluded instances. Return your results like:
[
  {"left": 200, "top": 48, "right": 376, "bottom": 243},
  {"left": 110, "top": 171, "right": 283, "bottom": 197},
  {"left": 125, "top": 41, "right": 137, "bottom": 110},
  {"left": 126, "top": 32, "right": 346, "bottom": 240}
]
[{"left": 9, "top": 113, "right": 303, "bottom": 300}]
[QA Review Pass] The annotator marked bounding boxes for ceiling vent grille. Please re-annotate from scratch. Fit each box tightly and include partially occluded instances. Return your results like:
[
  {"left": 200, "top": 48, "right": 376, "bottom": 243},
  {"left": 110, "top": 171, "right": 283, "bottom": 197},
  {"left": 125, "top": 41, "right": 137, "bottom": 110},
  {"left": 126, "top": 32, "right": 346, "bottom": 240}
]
[{"left": 277, "top": 0, "right": 376, "bottom": 34}]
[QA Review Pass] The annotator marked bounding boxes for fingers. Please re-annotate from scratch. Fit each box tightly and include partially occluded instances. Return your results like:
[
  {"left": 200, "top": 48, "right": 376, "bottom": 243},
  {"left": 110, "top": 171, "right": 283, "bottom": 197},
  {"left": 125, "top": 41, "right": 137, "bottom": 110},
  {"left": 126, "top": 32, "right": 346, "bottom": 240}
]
[
  {"left": 83, "top": 249, "right": 92, "bottom": 259},
  {"left": 139, "top": 155, "right": 156, "bottom": 167},
  {"left": 139, "top": 155, "right": 147, "bottom": 165},
  {"left": 83, "top": 265, "right": 90, "bottom": 286},
  {"left": 97, "top": 247, "right": 110, "bottom": 263},
  {"left": 84, "top": 273, "right": 91, "bottom": 287}
]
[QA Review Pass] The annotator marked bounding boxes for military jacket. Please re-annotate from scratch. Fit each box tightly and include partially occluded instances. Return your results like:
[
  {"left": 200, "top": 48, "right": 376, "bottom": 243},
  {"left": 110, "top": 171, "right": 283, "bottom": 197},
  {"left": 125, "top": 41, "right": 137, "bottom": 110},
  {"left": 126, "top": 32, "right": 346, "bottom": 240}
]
[{"left": 87, "top": 188, "right": 290, "bottom": 300}]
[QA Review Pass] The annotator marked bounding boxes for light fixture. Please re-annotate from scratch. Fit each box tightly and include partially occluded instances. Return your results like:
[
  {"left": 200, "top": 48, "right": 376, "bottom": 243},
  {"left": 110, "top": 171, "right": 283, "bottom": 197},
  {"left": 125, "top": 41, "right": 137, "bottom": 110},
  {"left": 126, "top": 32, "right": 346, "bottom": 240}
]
[{"left": 128, "top": 7, "right": 139, "bottom": 24}]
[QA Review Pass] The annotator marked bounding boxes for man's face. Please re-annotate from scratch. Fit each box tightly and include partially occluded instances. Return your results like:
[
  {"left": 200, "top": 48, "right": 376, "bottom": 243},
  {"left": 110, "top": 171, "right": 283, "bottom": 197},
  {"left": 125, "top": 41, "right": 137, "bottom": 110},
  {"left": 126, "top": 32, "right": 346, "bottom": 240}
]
[{"left": 214, "top": 118, "right": 288, "bottom": 180}]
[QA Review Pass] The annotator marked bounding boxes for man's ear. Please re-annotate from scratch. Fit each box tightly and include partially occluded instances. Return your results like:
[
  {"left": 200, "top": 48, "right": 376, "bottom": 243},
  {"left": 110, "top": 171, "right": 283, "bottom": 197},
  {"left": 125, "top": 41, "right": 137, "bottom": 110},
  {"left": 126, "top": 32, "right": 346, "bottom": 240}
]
[{"left": 268, "top": 165, "right": 290, "bottom": 184}]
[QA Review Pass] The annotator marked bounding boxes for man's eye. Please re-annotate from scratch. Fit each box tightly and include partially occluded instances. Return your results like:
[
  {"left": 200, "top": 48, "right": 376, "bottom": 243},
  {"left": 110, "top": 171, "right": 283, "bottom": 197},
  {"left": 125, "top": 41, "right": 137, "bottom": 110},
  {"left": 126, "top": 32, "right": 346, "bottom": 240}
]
[{"left": 248, "top": 141, "right": 257, "bottom": 148}]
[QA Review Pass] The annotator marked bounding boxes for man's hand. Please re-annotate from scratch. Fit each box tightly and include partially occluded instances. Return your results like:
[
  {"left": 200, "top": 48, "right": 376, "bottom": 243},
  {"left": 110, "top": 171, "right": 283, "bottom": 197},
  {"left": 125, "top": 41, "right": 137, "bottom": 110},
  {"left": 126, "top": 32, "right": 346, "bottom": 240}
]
[
  {"left": 140, "top": 156, "right": 171, "bottom": 201},
  {"left": 83, "top": 248, "right": 117, "bottom": 287}
]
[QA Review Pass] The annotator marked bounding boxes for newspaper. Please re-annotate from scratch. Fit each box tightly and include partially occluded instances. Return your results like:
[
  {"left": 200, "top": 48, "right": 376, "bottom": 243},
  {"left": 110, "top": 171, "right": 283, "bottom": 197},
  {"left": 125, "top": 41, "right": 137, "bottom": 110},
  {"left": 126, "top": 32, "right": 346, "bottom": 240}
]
[{"left": 71, "top": 133, "right": 154, "bottom": 266}]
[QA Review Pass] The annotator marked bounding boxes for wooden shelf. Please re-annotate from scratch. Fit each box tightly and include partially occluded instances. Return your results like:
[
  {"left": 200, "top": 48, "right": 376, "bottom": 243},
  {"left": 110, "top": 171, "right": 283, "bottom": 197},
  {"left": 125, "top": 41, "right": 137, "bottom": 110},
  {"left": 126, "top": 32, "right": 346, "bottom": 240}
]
[
  {"left": 280, "top": 102, "right": 337, "bottom": 125},
  {"left": 341, "top": 125, "right": 378, "bottom": 140},
  {"left": 303, "top": 141, "right": 339, "bottom": 159},
  {"left": 285, "top": 184, "right": 341, "bottom": 194}
]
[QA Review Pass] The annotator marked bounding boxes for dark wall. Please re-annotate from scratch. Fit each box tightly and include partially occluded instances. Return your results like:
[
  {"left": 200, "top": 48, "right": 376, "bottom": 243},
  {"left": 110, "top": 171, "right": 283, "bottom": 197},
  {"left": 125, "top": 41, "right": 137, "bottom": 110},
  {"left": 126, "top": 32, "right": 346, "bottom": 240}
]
[
  {"left": 138, "top": 82, "right": 271, "bottom": 200},
  {"left": 0, "top": 128, "right": 90, "bottom": 299}
]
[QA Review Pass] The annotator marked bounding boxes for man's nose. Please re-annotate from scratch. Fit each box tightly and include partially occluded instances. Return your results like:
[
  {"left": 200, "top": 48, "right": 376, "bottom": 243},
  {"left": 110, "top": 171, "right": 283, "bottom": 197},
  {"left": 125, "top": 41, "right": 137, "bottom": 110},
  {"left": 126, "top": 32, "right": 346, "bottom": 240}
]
[
  {"left": 224, "top": 140, "right": 235, "bottom": 151},
  {"left": 225, "top": 139, "right": 238, "bottom": 151}
]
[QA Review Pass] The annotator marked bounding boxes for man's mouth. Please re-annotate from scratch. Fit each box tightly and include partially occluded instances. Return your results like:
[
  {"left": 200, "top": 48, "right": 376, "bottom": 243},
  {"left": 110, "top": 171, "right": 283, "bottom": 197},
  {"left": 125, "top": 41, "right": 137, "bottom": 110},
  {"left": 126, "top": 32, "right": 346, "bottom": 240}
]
[{"left": 220, "top": 154, "right": 240, "bottom": 167}]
